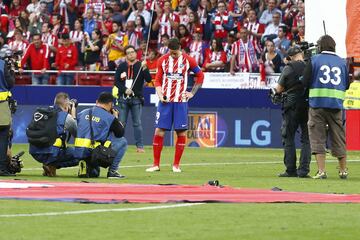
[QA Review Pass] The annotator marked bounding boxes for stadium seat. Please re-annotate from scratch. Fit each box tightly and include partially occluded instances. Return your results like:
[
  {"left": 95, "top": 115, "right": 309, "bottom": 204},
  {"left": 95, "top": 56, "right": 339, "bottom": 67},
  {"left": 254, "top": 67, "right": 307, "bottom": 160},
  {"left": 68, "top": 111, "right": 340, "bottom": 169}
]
[
  {"left": 101, "top": 75, "right": 115, "bottom": 86},
  {"left": 48, "top": 75, "right": 57, "bottom": 85},
  {"left": 78, "top": 74, "right": 100, "bottom": 85},
  {"left": 15, "top": 75, "right": 31, "bottom": 85}
]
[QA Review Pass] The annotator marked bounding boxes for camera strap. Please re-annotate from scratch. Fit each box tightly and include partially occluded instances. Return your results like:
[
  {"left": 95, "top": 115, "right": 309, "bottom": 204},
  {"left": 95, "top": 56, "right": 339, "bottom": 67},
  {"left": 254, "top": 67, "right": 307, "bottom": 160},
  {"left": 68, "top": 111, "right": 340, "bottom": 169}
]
[
  {"left": 88, "top": 108, "right": 95, "bottom": 147},
  {"left": 123, "top": 61, "right": 142, "bottom": 100}
]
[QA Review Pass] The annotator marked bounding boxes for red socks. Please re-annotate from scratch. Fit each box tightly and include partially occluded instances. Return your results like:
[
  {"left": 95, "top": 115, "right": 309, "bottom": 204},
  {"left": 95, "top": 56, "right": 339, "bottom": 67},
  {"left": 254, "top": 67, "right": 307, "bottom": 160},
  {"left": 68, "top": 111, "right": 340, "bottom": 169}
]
[
  {"left": 173, "top": 136, "right": 186, "bottom": 167},
  {"left": 153, "top": 135, "right": 186, "bottom": 167},
  {"left": 153, "top": 135, "right": 164, "bottom": 166}
]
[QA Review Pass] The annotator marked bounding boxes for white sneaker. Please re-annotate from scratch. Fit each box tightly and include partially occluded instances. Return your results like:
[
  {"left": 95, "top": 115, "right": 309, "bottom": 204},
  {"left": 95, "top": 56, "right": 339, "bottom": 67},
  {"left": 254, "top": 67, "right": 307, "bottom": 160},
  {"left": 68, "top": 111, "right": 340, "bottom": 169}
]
[
  {"left": 146, "top": 166, "right": 160, "bottom": 172},
  {"left": 172, "top": 166, "right": 182, "bottom": 173}
]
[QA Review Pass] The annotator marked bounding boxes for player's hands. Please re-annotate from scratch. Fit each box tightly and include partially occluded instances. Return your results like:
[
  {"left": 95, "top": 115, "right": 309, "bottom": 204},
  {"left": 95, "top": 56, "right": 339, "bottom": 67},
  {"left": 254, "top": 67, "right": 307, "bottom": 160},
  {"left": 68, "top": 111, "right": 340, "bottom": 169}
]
[
  {"left": 18, "top": 68, "right": 24, "bottom": 74},
  {"left": 111, "top": 108, "right": 119, "bottom": 118},
  {"left": 41, "top": 68, "right": 46, "bottom": 74},
  {"left": 159, "top": 95, "right": 169, "bottom": 103},
  {"left": 182, "top": 91, "right": 194, "bottom": 101}
]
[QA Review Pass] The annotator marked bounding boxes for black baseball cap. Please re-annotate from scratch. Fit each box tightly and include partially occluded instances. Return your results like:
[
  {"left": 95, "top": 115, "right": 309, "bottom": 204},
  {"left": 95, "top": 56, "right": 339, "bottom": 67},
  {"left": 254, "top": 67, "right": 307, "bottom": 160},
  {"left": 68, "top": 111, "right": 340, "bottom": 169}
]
[{"left": 287, "top": 46, "right": 302, "bottom": 56}]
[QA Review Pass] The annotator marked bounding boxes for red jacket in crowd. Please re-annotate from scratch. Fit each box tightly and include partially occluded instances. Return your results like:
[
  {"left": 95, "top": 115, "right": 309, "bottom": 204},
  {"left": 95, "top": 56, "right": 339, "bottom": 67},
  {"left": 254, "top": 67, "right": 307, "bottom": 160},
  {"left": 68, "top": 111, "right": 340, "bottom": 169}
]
[
  {"left": 55, "top": 44, "right": 78, "bottom": 71},
  {"left": 21, "top": 43, "right": 50, "bottom": 72}
]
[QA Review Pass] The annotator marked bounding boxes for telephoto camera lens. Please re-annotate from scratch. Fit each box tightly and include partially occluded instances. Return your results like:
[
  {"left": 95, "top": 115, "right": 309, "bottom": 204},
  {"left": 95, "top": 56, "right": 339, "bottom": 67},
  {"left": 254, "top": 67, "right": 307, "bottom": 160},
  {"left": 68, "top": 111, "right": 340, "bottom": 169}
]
[{"left": 70, "top": 98, "right": 78, "bottom": 108}]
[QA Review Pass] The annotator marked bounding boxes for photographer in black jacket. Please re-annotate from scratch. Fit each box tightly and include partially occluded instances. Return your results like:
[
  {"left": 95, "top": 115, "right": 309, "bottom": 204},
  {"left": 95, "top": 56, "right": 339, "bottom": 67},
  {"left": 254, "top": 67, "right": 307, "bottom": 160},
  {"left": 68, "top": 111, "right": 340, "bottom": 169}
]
[
  {"left": 273, "top": 46, "right": 311, "bottom": 178},
  {"left": 0, "top": 58, "right": 15, "bottom": 176},
  {"left": 112, "top": 45, "right": 152, "bottom": 153}
]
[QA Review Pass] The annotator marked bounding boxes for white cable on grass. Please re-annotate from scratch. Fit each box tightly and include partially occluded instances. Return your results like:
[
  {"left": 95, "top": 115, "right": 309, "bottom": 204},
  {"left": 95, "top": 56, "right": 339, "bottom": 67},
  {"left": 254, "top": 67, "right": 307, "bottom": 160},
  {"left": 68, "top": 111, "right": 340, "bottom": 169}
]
[{"left": 0, "top": 203, "right": 204, "bottom": 218}]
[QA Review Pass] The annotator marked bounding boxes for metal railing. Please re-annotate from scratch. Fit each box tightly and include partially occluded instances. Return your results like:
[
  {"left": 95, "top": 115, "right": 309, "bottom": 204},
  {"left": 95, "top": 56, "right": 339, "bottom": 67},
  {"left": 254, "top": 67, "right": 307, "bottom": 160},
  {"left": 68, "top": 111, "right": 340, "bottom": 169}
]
[{"left": 14, "top": 69, "right": 157, "bottom": 86}]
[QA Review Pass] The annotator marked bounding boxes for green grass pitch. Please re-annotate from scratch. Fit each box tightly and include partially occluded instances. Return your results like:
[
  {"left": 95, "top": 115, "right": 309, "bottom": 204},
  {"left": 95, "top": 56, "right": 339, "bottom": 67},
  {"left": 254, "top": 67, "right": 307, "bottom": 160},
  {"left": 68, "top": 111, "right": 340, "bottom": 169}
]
[{"left": 1, "top": 144, "right": 360, "bottom": 240}]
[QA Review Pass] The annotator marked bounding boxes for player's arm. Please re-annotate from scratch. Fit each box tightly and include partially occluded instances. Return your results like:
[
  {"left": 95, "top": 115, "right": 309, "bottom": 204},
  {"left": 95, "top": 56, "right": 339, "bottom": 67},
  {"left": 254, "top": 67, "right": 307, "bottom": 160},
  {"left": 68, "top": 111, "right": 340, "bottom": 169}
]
[
  {"left": 186, "top": 56, "right": 204, "bottom": 100},
  {"left": 154, "top": 57, "right": 167, "bottom": 102}
]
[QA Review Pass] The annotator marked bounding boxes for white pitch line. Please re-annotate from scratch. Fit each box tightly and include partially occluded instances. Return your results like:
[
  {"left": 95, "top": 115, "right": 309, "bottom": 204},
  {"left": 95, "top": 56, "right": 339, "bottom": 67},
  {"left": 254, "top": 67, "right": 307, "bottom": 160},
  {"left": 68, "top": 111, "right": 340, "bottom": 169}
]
[
  {"left": 0, "top": 203, "right": 204, "bottom": 218},
  {"left": 21, "top": 159, "right": 360, "bottom": 171}
]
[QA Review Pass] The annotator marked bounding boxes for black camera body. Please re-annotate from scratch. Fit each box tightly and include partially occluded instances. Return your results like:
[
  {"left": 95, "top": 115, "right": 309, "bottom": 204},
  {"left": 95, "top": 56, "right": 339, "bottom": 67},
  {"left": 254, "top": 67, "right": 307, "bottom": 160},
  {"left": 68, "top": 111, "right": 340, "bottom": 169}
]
[
  {"left": 0, "top": 46, "right": 22, "bottom": 71},
  {"left": 299, "top": 41, "right": 317, "bottom": 61},
  {"left": 70, "top": 98, "right": 78, "bottom": 108},
  {"left": 269, "top": 88, "right": 283, "bottom": 105},
  {"left": 7, "top": 151, "right": 24, "bottom": 174},
  {"left": 68, "top": 98, "right": 78, "bottom": 113},
  {"left": 8, "top": 97, "right": 17, "bottom": 114}
]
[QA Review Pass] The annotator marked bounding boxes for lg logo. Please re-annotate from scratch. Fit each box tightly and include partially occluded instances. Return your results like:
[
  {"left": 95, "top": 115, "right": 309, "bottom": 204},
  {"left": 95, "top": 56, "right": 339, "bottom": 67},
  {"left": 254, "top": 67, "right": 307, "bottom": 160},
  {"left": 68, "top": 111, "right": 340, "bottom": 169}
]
[
  {"left": 319, "top": 65, "right": 342, "bottom": 85},
  {"left": 235, "top": 120, "right": 271, "bottom": 146}
]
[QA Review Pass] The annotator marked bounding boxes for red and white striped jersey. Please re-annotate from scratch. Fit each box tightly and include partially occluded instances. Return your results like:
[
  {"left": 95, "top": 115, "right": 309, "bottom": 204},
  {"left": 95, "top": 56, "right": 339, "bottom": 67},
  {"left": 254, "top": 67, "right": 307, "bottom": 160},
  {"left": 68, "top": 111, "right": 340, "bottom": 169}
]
[
  {"left": 42, "top": 33, "right": 57, "bottom": 47},
  {"left": 101, "top": 45, "right": 109, "bottom": 68},
  {"left": 8, "top": 40, "right": 28, "bottom": 53},
  {"left": 42, "top": 33, "right": 58, "bottom": 57},
  {"left": 213, "top": 11, "right": 230, "bottom": 38},
  {"left": 59, "top": 0, "right": 77, "bottom": 24},
  {"left": 243, "top": 21, "right": 265, "bottom": 41},
  {"left": 158, "top": 13, "right": 180, "bottom": 43},
  {"left": 155, "top": 53, "right": 200, "bottom": 102},
  {"left": 202, "top": 48, "right": 227, "bottom": 71},
  {"left": 189, "top": 41, "right": 203, "bottom": 65},
  {"left": 197, "top": 7, "right": 207, "bottom": 25},
  {"left": 25, "top": 31, "right": 31, "bottom": 42},
  {"left": 145, "top": 0, "right": 165, "bottom": 11},
  {"left": 70, "top": 30, "right": 84, "bottom": 43},
  {"left": 85, "top": 1, "right": 105, "bottom": 15},
  {"left": 231, "top": 39, "right": 259, "bottom": 72},
  {"left": 134, "top": 27, "right": 144, "bottom": 42},
  {"left": 178, "top": 13, "right": 190, "bottom": 28},
  {"left": 159, "top": 46, "right": 169, "bottom": 55}
]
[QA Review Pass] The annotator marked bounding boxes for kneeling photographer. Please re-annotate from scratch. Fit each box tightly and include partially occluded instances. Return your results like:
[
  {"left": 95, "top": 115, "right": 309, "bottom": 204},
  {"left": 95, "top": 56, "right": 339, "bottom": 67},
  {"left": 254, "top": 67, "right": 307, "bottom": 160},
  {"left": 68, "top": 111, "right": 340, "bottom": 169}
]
[
  {"left": 271, "top": 46, "right": 311, "bottom": 178},
  {"left": 74, "top": 92, "right": 128, "bottom": 179},
  {"left": 27, "top": 92, "right": 78, "bottom": 177}
]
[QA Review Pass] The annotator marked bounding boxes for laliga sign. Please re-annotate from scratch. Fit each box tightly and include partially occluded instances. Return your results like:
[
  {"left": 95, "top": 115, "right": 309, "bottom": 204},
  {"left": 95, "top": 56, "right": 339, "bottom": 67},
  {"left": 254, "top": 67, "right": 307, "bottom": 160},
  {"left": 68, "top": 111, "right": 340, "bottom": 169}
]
[{"left": 179, "top": 112, "right": 221, "bottom": 147}]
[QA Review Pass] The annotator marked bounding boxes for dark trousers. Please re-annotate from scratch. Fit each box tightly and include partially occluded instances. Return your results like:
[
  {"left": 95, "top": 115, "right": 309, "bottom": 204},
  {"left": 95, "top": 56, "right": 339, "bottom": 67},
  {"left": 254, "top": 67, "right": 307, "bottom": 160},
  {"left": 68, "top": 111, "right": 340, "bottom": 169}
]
[
  {"left": 0, "top": 126, "right": 9, "bottom": 170},
  {"left": 281, "top": 106, "right": 311, "bottom": 176}
]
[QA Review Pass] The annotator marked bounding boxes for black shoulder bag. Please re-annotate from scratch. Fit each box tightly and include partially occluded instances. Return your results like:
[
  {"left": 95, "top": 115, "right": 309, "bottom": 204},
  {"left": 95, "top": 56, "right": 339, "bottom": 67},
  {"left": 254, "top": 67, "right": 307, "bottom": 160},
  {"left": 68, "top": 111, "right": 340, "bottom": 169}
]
[{"left": 89, "top": 108, "right": 116, "bottom": 168}]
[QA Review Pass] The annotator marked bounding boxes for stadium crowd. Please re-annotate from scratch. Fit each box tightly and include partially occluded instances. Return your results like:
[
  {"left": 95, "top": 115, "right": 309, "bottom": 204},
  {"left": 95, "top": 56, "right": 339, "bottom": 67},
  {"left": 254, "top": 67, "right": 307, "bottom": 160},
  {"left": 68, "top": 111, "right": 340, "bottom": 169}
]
[{"left": 0, "top": 0, "right": 305, "bottom": 85}]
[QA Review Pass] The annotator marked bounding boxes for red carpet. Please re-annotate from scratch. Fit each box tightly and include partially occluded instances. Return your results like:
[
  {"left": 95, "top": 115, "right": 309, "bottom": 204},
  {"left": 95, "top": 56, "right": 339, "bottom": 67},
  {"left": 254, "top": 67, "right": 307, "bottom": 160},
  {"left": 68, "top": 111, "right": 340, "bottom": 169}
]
[{"left": 0, "top": 180, "right": 360, "bottom": 203}]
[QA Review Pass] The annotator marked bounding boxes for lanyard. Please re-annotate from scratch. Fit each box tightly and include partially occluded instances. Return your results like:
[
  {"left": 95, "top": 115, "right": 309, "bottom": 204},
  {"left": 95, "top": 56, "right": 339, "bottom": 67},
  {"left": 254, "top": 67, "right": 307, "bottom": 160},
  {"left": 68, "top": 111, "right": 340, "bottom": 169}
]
[{"left": 127, "top": 64, "right": 134, "bottom": 80}]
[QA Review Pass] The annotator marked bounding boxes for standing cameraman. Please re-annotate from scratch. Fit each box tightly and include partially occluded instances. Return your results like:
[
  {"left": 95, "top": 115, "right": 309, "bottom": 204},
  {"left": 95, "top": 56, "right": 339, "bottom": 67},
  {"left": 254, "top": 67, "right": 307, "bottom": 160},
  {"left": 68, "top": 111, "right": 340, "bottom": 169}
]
[
  {"left": 303, "top": 35, "right": 350, "bottom": 179},
  {"left": 0, "top": 57, "right": 15, "bottom": 176},
  {"left": 274, "top": 46, "right": 311, "bottom": 178}
]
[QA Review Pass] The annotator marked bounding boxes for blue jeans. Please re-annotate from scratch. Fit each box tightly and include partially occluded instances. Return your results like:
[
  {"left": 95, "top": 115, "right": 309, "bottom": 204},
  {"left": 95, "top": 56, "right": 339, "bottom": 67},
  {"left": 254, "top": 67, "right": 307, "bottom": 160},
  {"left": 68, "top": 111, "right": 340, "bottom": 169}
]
[
  {"left": 116, "top": 97, "right": 144, "bottom": 148},
  {"left": 57, "top": 73, "right": 75, "bottom": 85},
  {"left": 0, "top": 126, "right": 9, "bottom": 170},
  {"left": 31, "top": 147, "right": 79, "bottom": 169},
  {"left": 109, "top": 137, "right": 128, "bottom": 171},
  {"left": 32, "top": 73, "right": 49, "bottom": 85}
]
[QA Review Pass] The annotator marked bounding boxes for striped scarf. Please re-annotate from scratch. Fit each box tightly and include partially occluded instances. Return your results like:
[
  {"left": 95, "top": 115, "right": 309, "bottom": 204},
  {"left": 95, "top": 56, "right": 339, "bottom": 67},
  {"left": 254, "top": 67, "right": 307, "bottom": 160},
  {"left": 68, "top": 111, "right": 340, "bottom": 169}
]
[{"left": 238, "top": 39, "right": 258, "bottom": 72}]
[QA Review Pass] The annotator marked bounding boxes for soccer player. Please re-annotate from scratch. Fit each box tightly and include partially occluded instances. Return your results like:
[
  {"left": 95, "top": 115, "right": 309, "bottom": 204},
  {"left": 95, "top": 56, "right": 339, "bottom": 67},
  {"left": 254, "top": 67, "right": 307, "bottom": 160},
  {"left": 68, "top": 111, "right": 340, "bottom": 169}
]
[{"left": 146, "top": 38, "right": 204, "bottom": 173}]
